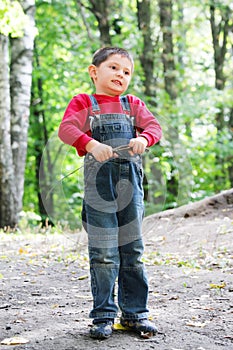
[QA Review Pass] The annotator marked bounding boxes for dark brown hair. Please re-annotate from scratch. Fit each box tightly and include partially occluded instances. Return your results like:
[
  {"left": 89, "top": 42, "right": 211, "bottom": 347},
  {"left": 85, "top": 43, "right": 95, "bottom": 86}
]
[{"left": 92, "top": 47, "right": 134, "bottom": 70}]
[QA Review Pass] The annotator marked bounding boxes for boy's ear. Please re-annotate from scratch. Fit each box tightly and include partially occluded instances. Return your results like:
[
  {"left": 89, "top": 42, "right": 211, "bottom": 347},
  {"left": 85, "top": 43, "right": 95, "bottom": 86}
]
[{"left": 88, "top": 64, "right": 97, "bottom": 80}]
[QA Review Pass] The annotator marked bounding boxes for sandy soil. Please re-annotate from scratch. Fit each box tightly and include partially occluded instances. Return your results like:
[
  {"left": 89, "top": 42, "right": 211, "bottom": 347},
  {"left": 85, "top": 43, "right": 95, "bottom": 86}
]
[{"left": 0, "top": 190, "right": 233, "bottom": 350}]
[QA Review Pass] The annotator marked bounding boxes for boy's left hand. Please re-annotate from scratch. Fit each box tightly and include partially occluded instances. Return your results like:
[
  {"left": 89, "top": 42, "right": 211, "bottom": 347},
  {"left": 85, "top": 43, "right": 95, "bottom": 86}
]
[{"left": 128, "top": 137, "right": 148, "bottom": 155}]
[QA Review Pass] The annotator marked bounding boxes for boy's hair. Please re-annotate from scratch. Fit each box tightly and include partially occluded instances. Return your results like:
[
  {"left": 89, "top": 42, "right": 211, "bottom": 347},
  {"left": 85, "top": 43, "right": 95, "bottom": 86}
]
[{"left": 92, "top": 47, "right": 134, "bottom": 70}]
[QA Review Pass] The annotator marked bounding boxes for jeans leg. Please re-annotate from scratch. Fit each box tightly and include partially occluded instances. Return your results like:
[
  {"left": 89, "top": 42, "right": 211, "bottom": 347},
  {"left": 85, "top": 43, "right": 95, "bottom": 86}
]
[
  {"left": 84, "top": 200, "right": 120, "bottom": 320},
  {"left": 117, "top": 161, "right": 149, "bottom": 319},
  {"left": 89, "top": 245, "right": 120, "bottom": 320},
  {"left": 118, "top": 239, "right": 149, "bottom": 319}
]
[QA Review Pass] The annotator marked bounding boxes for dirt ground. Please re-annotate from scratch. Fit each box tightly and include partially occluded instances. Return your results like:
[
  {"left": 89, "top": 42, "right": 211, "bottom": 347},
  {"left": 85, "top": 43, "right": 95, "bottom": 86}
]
[{"left": 0, "top": 189, "right": 233, "bottom": 350}]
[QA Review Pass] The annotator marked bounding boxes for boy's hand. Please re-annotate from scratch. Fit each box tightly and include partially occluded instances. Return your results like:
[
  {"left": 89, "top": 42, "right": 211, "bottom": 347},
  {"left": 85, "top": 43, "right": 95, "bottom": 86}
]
[
  {"left": 128, "top": 137, "right": 148, "bottom": 155},
  {"left": 86, "top": 140, "right": 113, "bottom": 162}
]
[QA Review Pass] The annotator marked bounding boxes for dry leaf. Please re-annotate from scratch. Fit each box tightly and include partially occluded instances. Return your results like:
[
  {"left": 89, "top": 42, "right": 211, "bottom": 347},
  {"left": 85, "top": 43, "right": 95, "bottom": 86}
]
[
  {"left": 51, "top": 304, "right": 59, "bottom": 309},
  {"left": 14, "top": 318, "right": 26, "bottom": 324},
  {"left": 140, "top": 331, "right": 155, "bottom": 339},
  {"left": 1, "top": 336, "right": 29, "bottom": 345},
  {"left": 209, "top": 282, "right": 226, "bottom": 289},
  {"left": 75, "top": 294, "right": 92, "bottom": 301},
  {"left": 77, "top": 274, "right": 89, "bottom": 280},
  {"left": 113, "top": 323, "right": 128, "bottom": 331},
  {"left": 186, "top": 321, "right": 207, "bottom": 328},
  {"left": 19, "top": 247, "right": 28, "bottom": 255}
]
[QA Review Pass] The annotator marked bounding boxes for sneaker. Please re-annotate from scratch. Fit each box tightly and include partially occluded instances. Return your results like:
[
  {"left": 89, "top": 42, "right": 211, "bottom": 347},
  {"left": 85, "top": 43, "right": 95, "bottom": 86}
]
[
  {"left": 90, "top": 320, "right": 113, "bottom": 339},
  {"left": 120, "top": 318, "right": 157, "bottom": 338}
]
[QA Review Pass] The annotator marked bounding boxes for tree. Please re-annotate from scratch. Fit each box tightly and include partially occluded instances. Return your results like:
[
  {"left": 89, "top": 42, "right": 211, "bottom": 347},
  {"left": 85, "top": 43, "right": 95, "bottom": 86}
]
[
  {"left": 77, "top": 0, "right": 112, "bottom": 45},
  {"left": 210, "top": 1, "right": 231, "bottom": 129},
  {"left": 209, "top": 1, "right": 233, "bottom": 187},
  {"left": 0, "top": 0, "right": 36, "bottom": 228},
  {"left": 159, "top": 0, "right": 177, "bottom": 100},
  {"left": 136, "top": 0, "right": 157, "bottom": 100},
  {"left": 158, "top": 0, "right": 179, "bottom": 202}
]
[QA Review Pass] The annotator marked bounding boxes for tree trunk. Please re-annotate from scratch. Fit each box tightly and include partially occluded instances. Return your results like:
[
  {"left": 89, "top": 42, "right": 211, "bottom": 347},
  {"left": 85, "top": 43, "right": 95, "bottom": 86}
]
[
  {"left": 209, "top": 3, "right": 232, "bottom": 188},
  {"left": 210, "top": 3, "right": 230, "bottom": 130},
  {"left": 10, "top": 0, "right": 36, "bottom": 214},
  {"left": 136, "top": 0, "right": 157, "bottom": 102},
  {"left": 0, "top": 0, "right": 36, "bottom": 228},
  {"left": 177, "top": 0, "right": 185, "bottom": 68},
  {"left": 88, "top": 0, "right": 112, "bottom": 45},
  {"left": 159, "top": 0, "right": 177, "bottom": 100},
  {"left": 136, "top": 0, "right": 162, "bottom": 204},
  {"left": 159, "top": 0, "right": 179, "bottom": 203},
  {"left": 229, "top": 108, "right": 233, "bottom": 186},
  {"left": 0, "top": 35, "right": 18, "bottom": 228}
]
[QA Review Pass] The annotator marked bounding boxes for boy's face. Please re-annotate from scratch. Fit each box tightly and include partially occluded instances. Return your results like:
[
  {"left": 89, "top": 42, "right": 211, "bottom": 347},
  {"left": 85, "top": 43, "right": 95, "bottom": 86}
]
[{"left": 88, "top": 54, "right": 133, "bottom": 96}]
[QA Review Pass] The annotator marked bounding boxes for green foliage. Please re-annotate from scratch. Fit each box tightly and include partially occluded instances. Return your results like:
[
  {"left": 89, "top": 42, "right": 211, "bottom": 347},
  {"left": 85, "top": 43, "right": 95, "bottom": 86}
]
[
  {"left": 0, "top": 0, "right": 29, "bottom": 37},
  {"left": 24, "top": 0, "right": 233, "bottom": 228}
]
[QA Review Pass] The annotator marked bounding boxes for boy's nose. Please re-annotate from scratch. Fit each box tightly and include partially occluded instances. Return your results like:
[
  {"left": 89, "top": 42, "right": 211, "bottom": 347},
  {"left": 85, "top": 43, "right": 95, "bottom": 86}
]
[{"left": 116, "top": 70, "right": 123, "bottom": 77}]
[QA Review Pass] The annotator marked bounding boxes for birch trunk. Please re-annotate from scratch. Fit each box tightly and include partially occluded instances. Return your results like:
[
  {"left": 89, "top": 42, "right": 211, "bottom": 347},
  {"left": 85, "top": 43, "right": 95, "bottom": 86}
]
[
  {"left": 0, "top": 35, "right": 18, "bottom": 228},
  {"left": 10, "top": 0, "right": 36, "bottom": 216},
  {"left": 0, "top": 0, "right": 36, "bottom": 228}
]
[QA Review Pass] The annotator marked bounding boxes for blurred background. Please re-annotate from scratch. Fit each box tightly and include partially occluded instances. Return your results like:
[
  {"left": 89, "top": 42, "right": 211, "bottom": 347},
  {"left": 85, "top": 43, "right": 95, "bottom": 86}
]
[{"left": 0, "top": 0, "right": 232, "bottom": 230}]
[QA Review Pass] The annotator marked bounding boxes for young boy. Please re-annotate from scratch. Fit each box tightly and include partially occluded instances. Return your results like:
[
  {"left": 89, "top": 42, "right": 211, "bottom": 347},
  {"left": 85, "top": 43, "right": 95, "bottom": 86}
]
[{"left": 58, "top": 47, "right": 162, "bottom": 339}]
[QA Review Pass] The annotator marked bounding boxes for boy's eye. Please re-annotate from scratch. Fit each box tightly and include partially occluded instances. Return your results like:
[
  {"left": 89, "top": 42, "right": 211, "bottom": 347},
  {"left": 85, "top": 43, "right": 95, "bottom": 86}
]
[
  {"left": 124, "top": 71, "right": 130, "bottom": 75},
  {"left": 110, "top": 65, "right": 116, "bottom": 70}
]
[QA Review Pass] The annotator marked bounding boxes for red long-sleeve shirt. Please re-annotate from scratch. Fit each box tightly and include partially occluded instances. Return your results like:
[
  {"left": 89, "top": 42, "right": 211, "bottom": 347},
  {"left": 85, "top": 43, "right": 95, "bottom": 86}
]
[{"left": 58, "top": 93, "right": 162, "bottom": 156}]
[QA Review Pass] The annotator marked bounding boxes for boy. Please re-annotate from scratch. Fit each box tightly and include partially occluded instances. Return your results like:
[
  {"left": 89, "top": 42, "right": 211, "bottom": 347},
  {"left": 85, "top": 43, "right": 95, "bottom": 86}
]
[{"left": 58, "top": 47, "right": 162, "bottom": 339}]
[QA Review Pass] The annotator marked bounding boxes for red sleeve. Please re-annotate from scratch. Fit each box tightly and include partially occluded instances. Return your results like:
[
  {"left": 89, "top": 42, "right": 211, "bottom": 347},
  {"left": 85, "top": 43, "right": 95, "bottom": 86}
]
[
  {"left": 58, "top": 94, "right": 93, "bottom": 156},
  {"left": 127, "top": 94, "right": 162, "bottom": 147},
  {"left": 58, "top": 93, "right": 162, "bottom": 156}
]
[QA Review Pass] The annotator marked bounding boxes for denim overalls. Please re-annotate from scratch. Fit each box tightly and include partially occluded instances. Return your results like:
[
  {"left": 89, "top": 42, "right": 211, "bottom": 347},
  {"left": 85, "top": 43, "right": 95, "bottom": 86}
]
[{"left": 82, "top": 95, "right": 149, "bottom": 321}]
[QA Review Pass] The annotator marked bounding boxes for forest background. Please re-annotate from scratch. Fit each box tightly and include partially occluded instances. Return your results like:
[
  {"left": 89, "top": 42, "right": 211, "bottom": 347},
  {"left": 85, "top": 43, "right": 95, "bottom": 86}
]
[{"left": 0, "top": 0, "right": 233, "bottom": 231}]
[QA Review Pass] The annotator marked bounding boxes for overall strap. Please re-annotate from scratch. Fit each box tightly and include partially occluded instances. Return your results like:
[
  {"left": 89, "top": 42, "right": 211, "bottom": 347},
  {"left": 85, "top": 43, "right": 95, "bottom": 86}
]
[
  {"left": 89, "top": 95, "right": 100, "bottom": 113},
  {"left": 89, "top": 95, "right": 131, "bottom": 114},
  {"left": 88, "top": 95, "right": 100, "bottom": 131},
  {"left": 120, "top": 95, "right": 131, "bottom": 115},
  {"left": 88, "top": 94, "right": 134, "bottom": 130},
  {"left": 120, "top": 95, "right": 134, "bottom": 127}
]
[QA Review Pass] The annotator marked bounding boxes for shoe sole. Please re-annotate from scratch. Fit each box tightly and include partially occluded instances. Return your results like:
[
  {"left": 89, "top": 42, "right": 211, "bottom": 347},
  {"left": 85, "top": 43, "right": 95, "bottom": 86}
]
[
  {"left": 90, "top": 333, "right": 112, "bottom": 340},
  {"left": 120, "top": 321, "right": 157, "bottom": 338}
]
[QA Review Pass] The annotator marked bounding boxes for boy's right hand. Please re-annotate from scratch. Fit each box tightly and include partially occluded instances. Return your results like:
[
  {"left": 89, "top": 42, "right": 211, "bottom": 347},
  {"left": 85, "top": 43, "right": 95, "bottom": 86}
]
[{"left": 85, "top": 140, "right": 113, "bottom": 162}]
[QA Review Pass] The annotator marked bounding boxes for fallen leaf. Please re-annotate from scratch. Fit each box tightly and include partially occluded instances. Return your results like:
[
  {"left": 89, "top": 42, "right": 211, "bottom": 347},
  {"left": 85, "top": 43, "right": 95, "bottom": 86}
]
[
  {"left": 1, "top": 336, "right": 29, "bottom": 345},
  {"left": 0, "top": 255, "right": 8, "bottom": 259},
  {"left": 140, "top": 331, "right": 155, "bottom": 339},
  {"left": 209, "top": 282, "right": 226, "bottom": 289},
  {"left": 14, "top": 318, "right": 26, "bottom": 324},
  {"left": 19, "top": 247, "right": 29, "bottom": 254},
  {"left": 113, "top": 323, "right": 128, "bottom": 330},
  {"left": 77, "top": 274, "right": 89, "bottom": 280},
  {"left": 75, "top": 294, "right": 92, "bottom": 301},
  {"left": 186, "top": 321, "right": 207, "bottom": 328}
]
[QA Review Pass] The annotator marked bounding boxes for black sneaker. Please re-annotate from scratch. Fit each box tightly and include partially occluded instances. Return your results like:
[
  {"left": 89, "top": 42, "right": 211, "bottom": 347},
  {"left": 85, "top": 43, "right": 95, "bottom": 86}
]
[
  {"left": 90, "top": 320, "right": 113, "bottom": 339},
  {"left": 120, "top": 318, "right": 157, "bottom": 338}
]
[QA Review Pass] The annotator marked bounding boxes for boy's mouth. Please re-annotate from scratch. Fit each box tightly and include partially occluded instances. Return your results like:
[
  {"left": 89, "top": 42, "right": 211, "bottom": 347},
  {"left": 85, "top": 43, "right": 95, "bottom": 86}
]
[{"left": 112, "top": 80, "right": 122, "bottom": 86}]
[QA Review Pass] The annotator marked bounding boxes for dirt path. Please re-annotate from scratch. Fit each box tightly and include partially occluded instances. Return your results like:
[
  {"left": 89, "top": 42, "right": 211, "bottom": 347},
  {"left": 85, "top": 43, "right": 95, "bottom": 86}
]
[{"left": 0, "top": 190, "right": 233, "bottom": 350}]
